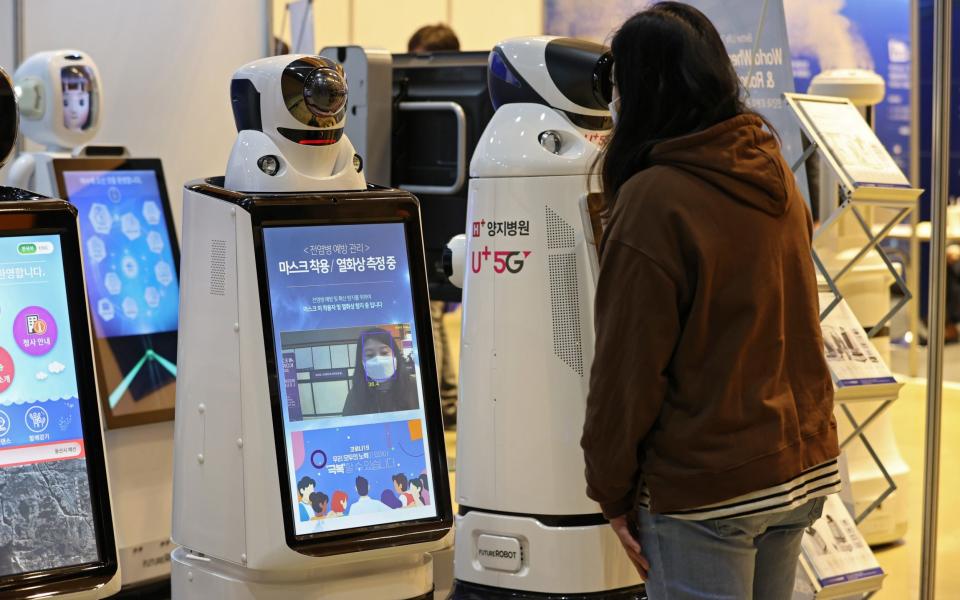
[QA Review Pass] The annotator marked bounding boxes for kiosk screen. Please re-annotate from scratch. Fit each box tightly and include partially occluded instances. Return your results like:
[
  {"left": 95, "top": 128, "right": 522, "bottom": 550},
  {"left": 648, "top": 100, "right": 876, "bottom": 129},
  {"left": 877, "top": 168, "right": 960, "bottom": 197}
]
[
  {"left": 0, "top": 233, "right": 101, "bottom": 577},
  {"left": 263, "top": 222, "right": 439, "bottom": 537},
  {"left": 55, "top": 159, "right": 179, "bottom": 428}
]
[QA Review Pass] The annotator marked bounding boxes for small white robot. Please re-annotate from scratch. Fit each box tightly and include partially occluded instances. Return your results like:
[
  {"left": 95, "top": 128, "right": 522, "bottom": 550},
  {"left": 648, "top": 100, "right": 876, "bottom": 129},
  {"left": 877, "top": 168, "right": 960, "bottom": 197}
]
[
  {"left": 224, "top": 55, "right": 364, "bottom": 193},
  {"left": 172, "top": 55, "right": 451, "bottom": 599},
  {"left": 6, "top": 50, "right": 116, "bottom": 196},
  {"left": 446, "top": 37, "right": 644, "bottom": 598},
  {"left": 0, "top": 65, "right": 121, "bottom": 599}
]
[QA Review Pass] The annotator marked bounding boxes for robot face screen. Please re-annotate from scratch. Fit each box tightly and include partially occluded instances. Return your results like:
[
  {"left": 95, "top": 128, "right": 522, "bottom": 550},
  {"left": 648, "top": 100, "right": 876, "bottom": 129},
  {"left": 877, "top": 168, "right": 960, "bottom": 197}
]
[
  {"left": 0, "top": 233, "right": 104, "bottom": 580},
  {"left": 261, "top": 221, "right": 441, "bottom": 540},
  {"left": 60, "top": 66, "right": 96, "bottom": 131},
  {"left": 279, "top": 57, "right": 347, "bottom": 145}
]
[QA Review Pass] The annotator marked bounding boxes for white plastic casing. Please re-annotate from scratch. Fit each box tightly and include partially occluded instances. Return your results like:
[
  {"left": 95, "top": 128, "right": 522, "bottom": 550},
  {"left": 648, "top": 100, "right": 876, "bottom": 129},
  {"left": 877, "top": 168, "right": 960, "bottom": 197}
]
[
  {"left": 13, "top": 50, "right": 101, "bottom": 150},
  {"left": 494, "top": 37, "right": 608, "bottom": 118},
  {"left": 172, "top": 187, "right": 449, "bottom": 575},
  {"left": 224, "top": 55, "right": 365, "bottom": 191},
  {"left": 454, "top": 100, "right": 640, "bottom": 593},
  {"left": 225, "top": 128, "right": 364, "bottom": 193}
]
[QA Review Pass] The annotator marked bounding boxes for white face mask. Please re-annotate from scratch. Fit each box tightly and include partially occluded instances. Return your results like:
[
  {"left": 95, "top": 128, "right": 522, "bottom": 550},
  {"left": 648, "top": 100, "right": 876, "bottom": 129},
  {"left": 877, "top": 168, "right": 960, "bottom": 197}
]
[
  {"left": 608, "top": 95, "right": 620, "bottom": 126},
  {"left": 365, "top": 355, "right": 397, "bottom": 382}
]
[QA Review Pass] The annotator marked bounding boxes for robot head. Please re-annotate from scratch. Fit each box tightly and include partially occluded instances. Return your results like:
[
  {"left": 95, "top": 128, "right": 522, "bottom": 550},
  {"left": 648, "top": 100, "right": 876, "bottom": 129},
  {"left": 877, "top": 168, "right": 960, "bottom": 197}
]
[
  {"left": 230, "top": 55, "right": 349, "bottom": 149},
  {"left": 0, "top": 66, "right": 17, "bottom": 168},
  {"left": 488, "top": 36, "right": 613, "bottom": 130},
  {"left": 13, "top": 50, "right": 101, "bottom": 149}
]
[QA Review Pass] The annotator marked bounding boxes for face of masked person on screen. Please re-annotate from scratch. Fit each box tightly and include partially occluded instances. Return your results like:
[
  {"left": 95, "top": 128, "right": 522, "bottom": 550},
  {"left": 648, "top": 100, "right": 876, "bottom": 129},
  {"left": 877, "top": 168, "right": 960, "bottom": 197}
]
[{"left": 363, "top": 338, "right": 397, "bottom": 384}]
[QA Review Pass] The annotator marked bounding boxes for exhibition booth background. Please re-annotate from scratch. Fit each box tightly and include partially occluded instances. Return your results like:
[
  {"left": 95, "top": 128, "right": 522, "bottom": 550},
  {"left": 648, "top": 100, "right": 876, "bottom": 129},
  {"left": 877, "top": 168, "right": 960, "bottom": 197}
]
[{"left": 1, "top": 0, "right": 958, "bottom": 598}]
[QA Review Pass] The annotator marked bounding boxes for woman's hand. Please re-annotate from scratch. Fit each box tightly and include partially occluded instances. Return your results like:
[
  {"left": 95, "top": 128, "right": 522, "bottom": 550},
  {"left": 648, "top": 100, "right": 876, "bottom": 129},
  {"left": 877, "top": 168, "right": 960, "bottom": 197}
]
[{"left": 609, "top": 514, "right": 650, "bottom": 580}]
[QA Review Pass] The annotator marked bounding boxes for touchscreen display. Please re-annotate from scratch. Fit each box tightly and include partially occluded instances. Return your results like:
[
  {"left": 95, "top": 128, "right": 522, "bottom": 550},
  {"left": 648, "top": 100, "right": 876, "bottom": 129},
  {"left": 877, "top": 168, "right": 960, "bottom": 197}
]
[
  {"left": 0, "top": 234, "right": 100, "bottom": 577},
  {"left": 60, "top": 167, "right": 178, "bottom": 426},
  {"left": 263, "top": 223, "right": 438, "bottom": 536}
]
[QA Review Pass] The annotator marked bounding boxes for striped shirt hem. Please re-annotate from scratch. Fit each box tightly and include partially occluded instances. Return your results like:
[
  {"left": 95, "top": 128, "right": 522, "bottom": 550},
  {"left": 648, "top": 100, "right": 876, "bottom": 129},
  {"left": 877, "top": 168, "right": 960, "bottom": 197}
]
[{"left": 639, "top": 459, "right": 842, "bottom": 521}]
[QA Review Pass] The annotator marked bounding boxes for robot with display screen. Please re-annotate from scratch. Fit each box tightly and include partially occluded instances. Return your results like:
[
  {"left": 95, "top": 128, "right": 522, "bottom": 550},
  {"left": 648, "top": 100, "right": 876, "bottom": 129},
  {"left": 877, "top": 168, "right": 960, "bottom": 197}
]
[
  {"left": 6, "top": 50, "right": 177, "bottom": 589},
  {"left": 0, "top": 65, "right": 121, "bottom": 599},
  {"left": 172, "top": 55, "right": 451, "bottom": 600},
  {"left": 444, "top": 37, "right": 644, "bottom": 598},
  {"left": 6, "top": 50, "right": 129, "bottom": 196}
]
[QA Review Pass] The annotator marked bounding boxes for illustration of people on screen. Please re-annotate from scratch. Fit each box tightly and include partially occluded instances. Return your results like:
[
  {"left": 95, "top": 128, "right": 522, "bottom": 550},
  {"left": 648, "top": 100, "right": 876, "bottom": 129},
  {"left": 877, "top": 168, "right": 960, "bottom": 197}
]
[
  {"left": 348, "top": 476, "right": 390, "bottom": 515},
  {"left": 328, "top": 490, "right": 348, "bottom": 517},
  {"left": 413, "top": 474, "right": 431, "bottom": 506},
  {"left": 341, "top": 328, "right": 419, "bottom": 416},
  {"left": 392, "top": 473, "right": 421, "bottom": 508},
  {"left": 297, "top": 476, "right": 316, "bottom": 521},
  {"left": 380, "top": 489, "right": 403, "bottom": 509},
  {"left": 61, "top": 66, "right": 94, "bottom": 131},
  {"left": 309, "top": 491, "right": 329, "bottom": 520}
]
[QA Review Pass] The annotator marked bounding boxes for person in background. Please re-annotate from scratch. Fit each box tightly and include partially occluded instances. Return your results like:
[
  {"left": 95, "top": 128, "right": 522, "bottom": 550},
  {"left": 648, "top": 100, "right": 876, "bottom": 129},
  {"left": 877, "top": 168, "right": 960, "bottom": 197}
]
[
  {"left": 581, "top": 3, "right": 840, "bottom": 598},
  {"left": 296, "top": 476, "right": 316, "bottom": 522},
  {"left": 408, "top": 23, "right": 462, "bottom": 429},
  {"left": 408, "top": 23, "right": 460, "bottom": 53},
  {"left": 407, "top": 477, "right": 426, "bottom": 507},
  {"left": 349, "top": 476, "right": 390, "bottom": 515},
  {"left": 309, "top": 491, "right": 329, "bottom": 520},
  {"left": 417, "top": 474, "right": 431, "bottom": 506},
  {"left": 380, "top": 489, "right": 403, "bottom": 509},
  {"left": 392, "top": 473, "right": 417, "bottom": 508},
  {"left": 328, "top": 490, "right": 349, "bottom": 517}
]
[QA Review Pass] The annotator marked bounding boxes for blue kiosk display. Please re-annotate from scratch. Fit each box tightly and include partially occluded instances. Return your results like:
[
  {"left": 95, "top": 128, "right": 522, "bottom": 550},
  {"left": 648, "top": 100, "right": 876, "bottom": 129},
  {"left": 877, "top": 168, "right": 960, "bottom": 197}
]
[{"left": 0, "top": 65, "right": 120, "bottom": 600}]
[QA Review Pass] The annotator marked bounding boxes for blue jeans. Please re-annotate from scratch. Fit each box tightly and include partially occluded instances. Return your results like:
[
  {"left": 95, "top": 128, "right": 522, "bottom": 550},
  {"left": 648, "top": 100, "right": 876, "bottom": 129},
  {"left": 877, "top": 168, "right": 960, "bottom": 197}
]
[{"left": 638, "top": 497, "right": 826, "bottom": 599}]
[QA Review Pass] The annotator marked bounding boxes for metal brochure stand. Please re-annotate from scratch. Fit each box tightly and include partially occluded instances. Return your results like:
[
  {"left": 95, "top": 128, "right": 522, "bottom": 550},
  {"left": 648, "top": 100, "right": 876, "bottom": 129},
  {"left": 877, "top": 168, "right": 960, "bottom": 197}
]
[{"left": 786, "top": 93, "right": 923, "bottom": 599}]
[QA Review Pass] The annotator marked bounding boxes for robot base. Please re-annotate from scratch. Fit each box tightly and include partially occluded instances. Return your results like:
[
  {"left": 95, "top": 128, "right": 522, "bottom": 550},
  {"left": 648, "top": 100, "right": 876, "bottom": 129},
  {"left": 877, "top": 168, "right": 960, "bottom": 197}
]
[
  {"left": 171, "top": 547, "right": 434, "bottom": 600},
  {"left": 452, "top": 510, "right": 644, "bottom": 597}
]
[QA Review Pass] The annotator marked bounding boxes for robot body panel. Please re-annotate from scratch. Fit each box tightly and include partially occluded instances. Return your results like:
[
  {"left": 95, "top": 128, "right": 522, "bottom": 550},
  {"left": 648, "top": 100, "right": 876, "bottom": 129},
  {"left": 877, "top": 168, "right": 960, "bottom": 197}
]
[{"left": 457, "top": 173, "right": 597, "bottom": 516}]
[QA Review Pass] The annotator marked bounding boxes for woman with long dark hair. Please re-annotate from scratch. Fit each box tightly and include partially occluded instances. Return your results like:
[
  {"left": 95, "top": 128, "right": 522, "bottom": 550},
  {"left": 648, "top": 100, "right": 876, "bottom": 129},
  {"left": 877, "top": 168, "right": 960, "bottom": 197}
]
[
  {"left": 341, "top": 327, "right": 419, "bottom": 416},
  {"left": 580, "top": 3, "right": 840, "bottom": 598}
]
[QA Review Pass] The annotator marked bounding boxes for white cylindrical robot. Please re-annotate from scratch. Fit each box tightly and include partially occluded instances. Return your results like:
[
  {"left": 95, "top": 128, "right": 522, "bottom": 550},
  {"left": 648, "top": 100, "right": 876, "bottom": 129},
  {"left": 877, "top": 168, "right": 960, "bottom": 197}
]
[
  {"left": 0, "top": 65, "right": 121, "bottom": 600},
  {"left": 447, "top": 37, "right": 644, "bottom": 598},
  {"left": 172, "top": 55, "right": 452, "bottom": 599},
  {"left": 809, "top": 69, "right": 910, "bottom": 546}
]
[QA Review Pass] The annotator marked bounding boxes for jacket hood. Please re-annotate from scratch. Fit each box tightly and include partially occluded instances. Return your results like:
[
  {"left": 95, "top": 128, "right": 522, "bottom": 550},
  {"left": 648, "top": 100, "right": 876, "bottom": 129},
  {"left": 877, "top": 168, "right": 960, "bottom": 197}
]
[{"left": 648, "top": 114, "right": 791, "bottom": 217}]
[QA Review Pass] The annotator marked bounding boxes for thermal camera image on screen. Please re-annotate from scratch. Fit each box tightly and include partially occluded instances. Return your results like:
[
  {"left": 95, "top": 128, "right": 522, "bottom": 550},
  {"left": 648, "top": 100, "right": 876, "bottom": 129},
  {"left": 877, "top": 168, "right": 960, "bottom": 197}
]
[
  {"left": 263, "top": 222, "right": 438, "bottom": 535},
  {"left": 0, "top": 235, "right": 99, "bottom": 577},
  {"left": 61, "top": 168, "right": 178, "bottom": 424}
]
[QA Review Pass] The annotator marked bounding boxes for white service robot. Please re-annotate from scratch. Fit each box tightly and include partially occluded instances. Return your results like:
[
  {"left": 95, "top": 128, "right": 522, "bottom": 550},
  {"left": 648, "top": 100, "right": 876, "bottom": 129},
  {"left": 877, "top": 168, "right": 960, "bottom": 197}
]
[
  {"left": 808, "top": 69, "right": 911, "bottom": 545},
  {"left": 445, "top": 37, "right": 644, "bottom": 598},
  {"left": 7, "top": 50, "right": 178, "bottom": 588},
  {"left": 6, "top": 50, "right": 128, "bottom": 196},
  {"left": 172, "top": 55, "right": 452, "bottom": 599},
  {"left": 0, "top": 65, "right": 121, "bottom": 599}
]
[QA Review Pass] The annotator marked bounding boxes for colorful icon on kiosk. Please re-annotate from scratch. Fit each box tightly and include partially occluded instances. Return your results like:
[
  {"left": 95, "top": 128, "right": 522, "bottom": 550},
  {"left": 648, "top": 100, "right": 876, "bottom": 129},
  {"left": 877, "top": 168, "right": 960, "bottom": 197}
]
[
  {"left": 0, "top": 347, "right": 14, "bottom": 393},
  {"left": 13, "top": 306, "right": 58, "bottom": 356},
  {"left": 0, "top": 409, "right": 10, "bottom": 436},
  {"left": 24, "top": 406, "right": 49, "bottom": 433}
]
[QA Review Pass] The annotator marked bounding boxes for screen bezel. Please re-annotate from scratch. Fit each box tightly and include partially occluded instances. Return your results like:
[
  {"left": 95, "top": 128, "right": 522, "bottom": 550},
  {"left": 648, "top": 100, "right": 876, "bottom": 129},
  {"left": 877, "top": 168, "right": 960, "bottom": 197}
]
[
  {"left": 50, "top": 157, "right": 180, "bottom": 429},
  {"left": 249, "top": 192, "right": 453, "bottom": 557},
  {"left": 0, "top": 203, "right": 118, "bottom": 595}
]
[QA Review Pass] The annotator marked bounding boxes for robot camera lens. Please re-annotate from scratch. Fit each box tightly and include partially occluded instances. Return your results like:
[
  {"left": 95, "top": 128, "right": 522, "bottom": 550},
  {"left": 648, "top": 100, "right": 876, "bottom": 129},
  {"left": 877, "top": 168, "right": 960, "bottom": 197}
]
[
  {"left": 302, "top": 68, "right": 347, "bottom": 117},
  {"left": 257, "top": 155, "right": 281, "bottom": 176}
]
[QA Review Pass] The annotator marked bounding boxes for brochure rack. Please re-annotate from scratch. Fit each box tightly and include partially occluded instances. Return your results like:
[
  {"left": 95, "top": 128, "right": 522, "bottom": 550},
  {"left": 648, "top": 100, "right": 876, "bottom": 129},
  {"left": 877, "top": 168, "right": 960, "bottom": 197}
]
[{"left": 787, "top": 93, "right": 922, "bottom": 599}]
